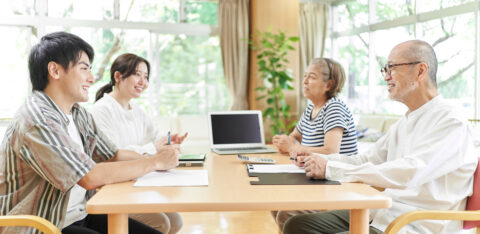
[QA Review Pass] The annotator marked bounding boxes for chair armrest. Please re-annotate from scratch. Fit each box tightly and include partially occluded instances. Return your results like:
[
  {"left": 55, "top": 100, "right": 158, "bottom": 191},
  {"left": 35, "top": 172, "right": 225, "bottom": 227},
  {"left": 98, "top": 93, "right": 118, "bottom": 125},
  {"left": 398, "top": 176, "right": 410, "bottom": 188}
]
[
  {"left": 385, "top": 210, "right": 480, "bottom": 234},
  {"left": 0, "top": 215, "right": 61, "bottom": 234}
]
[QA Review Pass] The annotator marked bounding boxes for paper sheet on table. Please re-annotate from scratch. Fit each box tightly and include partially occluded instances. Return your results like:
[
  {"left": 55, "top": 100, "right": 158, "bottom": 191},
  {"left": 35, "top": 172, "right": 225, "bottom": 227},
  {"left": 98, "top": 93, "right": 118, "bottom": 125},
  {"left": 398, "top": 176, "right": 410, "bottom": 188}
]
[
  {"left": 247, "top": 164, "right": 305, "bottom": 173},
  {"left": 134, "top": 169, "right": 208, "bottom": 187}
]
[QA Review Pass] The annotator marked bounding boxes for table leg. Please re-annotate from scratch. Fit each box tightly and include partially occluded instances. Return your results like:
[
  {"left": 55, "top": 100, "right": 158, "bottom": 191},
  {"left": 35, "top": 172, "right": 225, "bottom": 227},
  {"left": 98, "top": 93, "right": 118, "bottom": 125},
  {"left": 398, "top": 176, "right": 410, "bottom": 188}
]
[
  {"left": 108, "top": 213, "right": 128, "bottom": 234},
  {"left": 350, "top": 209, "right": 369, "bottom": 234}
]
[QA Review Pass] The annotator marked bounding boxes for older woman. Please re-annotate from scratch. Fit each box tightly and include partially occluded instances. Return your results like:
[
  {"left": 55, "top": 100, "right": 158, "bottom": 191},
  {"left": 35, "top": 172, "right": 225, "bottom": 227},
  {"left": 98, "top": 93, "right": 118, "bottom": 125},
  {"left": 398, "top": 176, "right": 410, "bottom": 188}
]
[
  {"left": 271, "top": 58, "right": 358, "bottom": 231},
  {"left": 272, "top": 58, "right": 358, "bottom": 156}
]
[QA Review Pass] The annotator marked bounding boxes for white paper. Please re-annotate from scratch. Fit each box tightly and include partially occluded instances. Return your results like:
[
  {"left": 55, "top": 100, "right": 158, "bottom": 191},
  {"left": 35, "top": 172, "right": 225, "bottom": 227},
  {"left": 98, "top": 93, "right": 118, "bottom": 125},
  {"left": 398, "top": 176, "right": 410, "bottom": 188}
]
[
  {"left": 247, "top": 164, "right": 305, "bottom": 173},
  {"left": 134, "top": 169, "right": 208, "bottom": 187}
]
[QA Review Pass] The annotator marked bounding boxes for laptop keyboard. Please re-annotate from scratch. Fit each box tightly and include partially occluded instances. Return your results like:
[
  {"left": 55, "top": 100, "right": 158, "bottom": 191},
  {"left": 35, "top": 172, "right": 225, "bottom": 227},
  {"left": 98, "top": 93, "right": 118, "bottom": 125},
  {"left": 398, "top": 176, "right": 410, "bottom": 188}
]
[
  {"left": 216, "top": 147, "right": 265, "bottom": 151},
  {"left": 215, "top": 147, "right": 277, "bottom": 154}
]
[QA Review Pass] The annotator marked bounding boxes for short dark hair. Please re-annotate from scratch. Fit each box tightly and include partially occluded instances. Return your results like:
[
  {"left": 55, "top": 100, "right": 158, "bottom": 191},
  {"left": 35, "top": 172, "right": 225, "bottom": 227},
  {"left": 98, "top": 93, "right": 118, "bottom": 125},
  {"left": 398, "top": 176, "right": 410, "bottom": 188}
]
[
  {"left": 28, "top": 31, "right": 94, "bottom": 91},
  {"left": 95, "top": 53, "right": 150, "bottom": 102}
]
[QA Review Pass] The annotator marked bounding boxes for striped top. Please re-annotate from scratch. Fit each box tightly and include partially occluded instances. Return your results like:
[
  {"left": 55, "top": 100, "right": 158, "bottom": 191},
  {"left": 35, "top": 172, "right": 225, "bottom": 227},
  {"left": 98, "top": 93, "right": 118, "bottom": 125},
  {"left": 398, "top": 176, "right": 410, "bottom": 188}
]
[
  {"left": 296, "top": 97, "right": 358, "bottom": 155},
  {"left": 0, "top": 91, "right": 117, "bottom": 233}
]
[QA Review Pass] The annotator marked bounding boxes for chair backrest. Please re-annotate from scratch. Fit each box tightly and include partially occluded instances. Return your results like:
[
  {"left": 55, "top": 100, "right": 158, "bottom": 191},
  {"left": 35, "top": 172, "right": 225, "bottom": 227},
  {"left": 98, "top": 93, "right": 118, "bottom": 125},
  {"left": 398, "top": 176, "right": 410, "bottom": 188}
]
[{"left": 464, "top": 157, "right": 480, "bottom": 229}]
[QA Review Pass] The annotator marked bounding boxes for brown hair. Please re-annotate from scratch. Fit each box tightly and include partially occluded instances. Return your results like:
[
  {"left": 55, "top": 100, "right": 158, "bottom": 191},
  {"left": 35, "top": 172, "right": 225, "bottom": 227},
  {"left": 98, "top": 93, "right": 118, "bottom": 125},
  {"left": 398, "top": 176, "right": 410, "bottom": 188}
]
[
  {"left": 309, "top": 58, "right": 346, "bottom": 98},
  {"left": 95, "top": 53, "right": 150, "bottom": 102}
]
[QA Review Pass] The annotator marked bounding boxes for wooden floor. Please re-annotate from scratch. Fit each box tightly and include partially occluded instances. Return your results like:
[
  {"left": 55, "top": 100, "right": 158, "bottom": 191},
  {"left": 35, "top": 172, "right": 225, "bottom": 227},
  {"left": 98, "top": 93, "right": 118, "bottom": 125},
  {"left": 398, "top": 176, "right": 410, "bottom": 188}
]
[{"left": 178, "top": 211, "right": 279, "bottom": 234}]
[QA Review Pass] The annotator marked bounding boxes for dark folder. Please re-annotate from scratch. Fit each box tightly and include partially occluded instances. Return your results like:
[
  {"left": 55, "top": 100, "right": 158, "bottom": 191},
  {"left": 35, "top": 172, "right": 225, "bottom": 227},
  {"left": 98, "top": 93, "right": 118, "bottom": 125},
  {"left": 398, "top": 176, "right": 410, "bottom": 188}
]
[
  {"left": 248, "top": 172, "right": 340, "bottom": 185},
  {"left": 246, "top": 164, "right": 341, "bottom": 185}
]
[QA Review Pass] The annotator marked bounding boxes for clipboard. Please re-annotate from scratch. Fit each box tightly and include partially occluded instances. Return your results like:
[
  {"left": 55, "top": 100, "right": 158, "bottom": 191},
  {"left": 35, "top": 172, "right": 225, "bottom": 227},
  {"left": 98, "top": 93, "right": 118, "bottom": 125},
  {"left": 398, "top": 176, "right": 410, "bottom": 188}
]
[{"left": 246, "top": 164, "right": 340, "bottom": 185}]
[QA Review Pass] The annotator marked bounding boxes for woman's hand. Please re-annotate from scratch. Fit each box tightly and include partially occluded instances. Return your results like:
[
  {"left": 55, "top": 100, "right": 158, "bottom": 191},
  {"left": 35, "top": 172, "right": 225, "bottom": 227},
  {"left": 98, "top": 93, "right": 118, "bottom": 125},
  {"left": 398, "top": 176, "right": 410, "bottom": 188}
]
[
  {"left": 170, "top": 132, "right": 188, "bottom": 144},
  {"left": 272, "top": 134, "right": 296, "bottom": 154},
  {"left": 154, "top": 132, "right": 189, "bottom": 151}
]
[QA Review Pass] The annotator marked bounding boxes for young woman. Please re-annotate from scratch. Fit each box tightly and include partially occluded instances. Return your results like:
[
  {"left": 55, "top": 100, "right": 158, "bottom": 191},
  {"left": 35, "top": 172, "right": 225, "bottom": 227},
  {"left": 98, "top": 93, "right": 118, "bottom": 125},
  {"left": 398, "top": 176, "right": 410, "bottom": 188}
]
[{"left": 91, "top": 53, "right": 186, "bottom": 234}]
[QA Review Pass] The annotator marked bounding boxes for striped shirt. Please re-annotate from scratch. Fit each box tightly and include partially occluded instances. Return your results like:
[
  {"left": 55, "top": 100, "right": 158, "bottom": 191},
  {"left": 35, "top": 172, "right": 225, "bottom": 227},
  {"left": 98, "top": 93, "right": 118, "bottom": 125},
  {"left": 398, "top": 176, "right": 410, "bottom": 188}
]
[
  {"left": 296, "top": 97, "right": 358, "bottom": 155},
  {"left": 0, "top": 91, "right": 117, "bottom": 233}
]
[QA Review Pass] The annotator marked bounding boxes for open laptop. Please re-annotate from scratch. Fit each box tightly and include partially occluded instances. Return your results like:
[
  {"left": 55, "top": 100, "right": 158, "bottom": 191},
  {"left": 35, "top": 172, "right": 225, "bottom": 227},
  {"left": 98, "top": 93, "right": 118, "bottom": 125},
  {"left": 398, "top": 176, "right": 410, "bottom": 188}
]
[{"left": 208, "top": 110, "right": 277, "bottom": 155}]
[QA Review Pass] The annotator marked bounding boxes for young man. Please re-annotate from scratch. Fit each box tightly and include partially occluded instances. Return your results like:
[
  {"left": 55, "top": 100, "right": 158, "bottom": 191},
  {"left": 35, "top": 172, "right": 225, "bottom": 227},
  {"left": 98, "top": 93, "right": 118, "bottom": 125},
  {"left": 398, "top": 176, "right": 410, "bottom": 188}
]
[
  {"left": 284, "top": 40, "right": 478, "bottom": 234},
  {"left": 0, "top": 31, "right": 178, "bottom": 234}
]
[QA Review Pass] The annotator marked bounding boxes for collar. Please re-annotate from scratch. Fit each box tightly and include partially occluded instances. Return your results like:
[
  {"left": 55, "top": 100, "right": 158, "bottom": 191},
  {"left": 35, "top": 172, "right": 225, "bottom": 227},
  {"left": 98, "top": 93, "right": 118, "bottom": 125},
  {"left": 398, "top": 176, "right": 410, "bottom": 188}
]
[
  {"left": 405, "top": 95, "right": 441, "bottom": 120},
  {"left": 33, "top": 91, "right": 81, "bottom": 125}
]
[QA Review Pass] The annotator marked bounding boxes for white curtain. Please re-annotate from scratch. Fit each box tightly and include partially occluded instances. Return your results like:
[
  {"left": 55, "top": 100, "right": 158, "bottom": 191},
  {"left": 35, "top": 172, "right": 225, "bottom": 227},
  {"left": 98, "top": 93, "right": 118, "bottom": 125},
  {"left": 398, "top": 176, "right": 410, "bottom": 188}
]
[
  {"left": 298, "top": 2, "right": 328, "bottom": 113},
  {"left": 219, "top": 0, "right": 250, "bottom": 110}
]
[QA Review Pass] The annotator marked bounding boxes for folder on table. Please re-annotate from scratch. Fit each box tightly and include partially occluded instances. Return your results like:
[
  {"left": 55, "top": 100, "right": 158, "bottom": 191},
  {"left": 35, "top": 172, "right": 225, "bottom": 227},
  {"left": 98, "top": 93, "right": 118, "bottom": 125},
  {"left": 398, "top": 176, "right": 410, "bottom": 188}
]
[{"left": 246, "top": 164, "right": 340, "bottom": 185}]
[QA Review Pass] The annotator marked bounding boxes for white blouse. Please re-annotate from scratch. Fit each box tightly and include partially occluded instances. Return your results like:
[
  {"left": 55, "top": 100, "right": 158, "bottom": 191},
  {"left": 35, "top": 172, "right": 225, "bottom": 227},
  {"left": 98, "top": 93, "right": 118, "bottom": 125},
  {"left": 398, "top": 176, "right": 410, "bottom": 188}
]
[
  {"left": 90, "top": 94, "right": 163, "bottom": 155},
  {"left": 324, "top": 96, "right": 477, "bottom": 234}
]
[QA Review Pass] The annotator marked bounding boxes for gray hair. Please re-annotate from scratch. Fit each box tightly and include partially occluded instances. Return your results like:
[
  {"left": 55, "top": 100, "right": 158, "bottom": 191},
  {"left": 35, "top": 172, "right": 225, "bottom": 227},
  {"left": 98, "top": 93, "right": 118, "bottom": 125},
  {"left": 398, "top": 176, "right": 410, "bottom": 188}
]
[
  {"left": 309, "top": 58, "right": 346, "bottom": 98},
  {"left": 400, "top": 40, "right": 438, "bottom": 87}
]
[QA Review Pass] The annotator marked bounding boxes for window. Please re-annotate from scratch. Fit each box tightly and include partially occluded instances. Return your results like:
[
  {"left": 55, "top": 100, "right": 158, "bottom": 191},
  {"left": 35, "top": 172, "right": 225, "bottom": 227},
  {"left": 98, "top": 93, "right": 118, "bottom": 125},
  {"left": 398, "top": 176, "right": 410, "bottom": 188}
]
[
  {"left": 48, "top": 0, "right": 114, "bottom": 20},
  {"left": 0, "top": 26, "right": 31, "bottom": 118},
  {"left": 0, "top": 0, "right": 230, "bottom": 119},
  {"left": 420, "top": 13, "right": 476, "bottom": 117},
  {"left": 333, "top": 34, "right": 370, "bottom": 113},
  {"left": 331, "top": 0, "right": 479, "bottom": 118},
  {"left": 148, "top": 34, "right": 227, "bottom": 116}
]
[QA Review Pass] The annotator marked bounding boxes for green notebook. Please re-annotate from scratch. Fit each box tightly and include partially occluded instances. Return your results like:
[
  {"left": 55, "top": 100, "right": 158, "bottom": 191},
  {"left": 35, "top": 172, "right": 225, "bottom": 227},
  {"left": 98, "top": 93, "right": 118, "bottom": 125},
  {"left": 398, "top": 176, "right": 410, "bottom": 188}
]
[{"left": 179, "top": 154, "right": 206, "bottom": 161}]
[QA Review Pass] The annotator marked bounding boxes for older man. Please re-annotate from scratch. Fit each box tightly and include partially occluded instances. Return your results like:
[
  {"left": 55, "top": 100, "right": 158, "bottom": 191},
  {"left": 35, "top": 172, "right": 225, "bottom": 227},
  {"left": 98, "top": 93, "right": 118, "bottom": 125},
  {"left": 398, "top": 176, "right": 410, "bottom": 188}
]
[{"left": 283, "top": 40, "right": 477, "bottom": 234}]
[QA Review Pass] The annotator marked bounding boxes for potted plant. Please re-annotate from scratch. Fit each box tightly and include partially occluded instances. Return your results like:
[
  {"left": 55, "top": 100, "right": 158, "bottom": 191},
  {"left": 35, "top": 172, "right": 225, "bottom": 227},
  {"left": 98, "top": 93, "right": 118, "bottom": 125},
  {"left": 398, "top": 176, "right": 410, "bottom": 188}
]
[{"left": 250, "top": 30, "right": 299, "bottom": 136}]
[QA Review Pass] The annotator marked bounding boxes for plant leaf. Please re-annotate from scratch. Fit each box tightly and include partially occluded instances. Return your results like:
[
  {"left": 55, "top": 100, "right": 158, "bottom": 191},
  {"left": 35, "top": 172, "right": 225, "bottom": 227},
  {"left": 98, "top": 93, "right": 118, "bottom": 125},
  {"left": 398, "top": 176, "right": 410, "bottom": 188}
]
[{"left": 255, "top": 95, "right": 266, "bottom": 100}]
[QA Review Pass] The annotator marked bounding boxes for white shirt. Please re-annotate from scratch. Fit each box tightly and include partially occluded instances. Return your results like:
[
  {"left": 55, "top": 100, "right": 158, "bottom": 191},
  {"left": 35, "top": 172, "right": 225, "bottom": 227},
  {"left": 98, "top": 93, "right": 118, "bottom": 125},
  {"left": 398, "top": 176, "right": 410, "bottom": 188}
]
[
  {"left": 64, "top": 114, "right": 88, "bottom": 228},
  {"left": 324, "top": 96, "right": 477, "bottom": 233},
  {"left": 90, "top": 94, "right": 162, "bottom": 155}
]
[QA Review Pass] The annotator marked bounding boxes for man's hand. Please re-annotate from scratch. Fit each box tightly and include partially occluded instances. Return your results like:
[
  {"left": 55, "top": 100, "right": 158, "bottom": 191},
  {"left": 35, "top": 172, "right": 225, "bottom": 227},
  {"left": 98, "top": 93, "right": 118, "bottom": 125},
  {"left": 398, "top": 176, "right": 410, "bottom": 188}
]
[
  {"left": 153, "top": 144, "right": 180, "bottom": 170},
  {"left": 289, "top": 150, "right": 311, "bottom": 167},
  {"left": 302, "top": 156, "right": 327, "bottom": 179},
  {"left": 272, "top": 134, "right": 296, "bottom": 154}
]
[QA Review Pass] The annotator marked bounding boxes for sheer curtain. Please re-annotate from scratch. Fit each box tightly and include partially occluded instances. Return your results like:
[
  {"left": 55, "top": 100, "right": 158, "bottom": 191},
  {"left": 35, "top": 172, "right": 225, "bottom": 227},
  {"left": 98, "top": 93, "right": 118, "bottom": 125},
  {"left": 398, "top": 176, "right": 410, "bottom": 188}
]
[
  {"left": 218, "top": 0, "right": 250, "bottom": 110},
  {"left": 298, "top": 2, "right": 328, "bottom": 113}
]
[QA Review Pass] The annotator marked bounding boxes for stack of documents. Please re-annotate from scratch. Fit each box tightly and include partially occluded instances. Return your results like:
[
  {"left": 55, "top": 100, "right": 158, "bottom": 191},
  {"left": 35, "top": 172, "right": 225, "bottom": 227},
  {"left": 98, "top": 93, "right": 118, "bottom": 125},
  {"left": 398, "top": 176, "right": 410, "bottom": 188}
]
[{"left": 134, "top": 170, "right": 208, "bottom": 187}]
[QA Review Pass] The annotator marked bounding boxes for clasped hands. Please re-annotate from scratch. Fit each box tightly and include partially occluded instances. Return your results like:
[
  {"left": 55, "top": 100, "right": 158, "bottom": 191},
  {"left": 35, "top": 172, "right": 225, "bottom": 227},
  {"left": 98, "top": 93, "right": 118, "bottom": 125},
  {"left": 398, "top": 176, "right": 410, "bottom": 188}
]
[{"left": 290, "top": 151, "right": 328, "bottom": 180}]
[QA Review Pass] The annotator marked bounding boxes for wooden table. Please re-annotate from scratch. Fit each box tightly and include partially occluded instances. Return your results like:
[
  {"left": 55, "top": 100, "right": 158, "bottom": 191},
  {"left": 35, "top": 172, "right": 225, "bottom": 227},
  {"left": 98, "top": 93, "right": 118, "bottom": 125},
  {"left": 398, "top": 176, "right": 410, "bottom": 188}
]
[{"left": 86, "top": 147, "right": 391, "bottom": 234}]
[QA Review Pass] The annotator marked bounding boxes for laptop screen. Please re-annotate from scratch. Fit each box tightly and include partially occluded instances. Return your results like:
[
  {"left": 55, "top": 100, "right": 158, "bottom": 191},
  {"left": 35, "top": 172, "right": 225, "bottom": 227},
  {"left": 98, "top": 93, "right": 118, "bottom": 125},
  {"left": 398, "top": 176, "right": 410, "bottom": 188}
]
[{"left": 210, "top": 113, "right": 262, "bottom": 144}]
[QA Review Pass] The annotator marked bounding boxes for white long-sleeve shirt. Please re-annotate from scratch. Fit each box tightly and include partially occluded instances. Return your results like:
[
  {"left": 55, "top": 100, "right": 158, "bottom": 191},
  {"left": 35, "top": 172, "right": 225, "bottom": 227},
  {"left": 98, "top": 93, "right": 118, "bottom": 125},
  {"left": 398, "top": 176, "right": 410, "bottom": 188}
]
[
  {"left": 90, "top": 94, "right": 162, "bottom": 155},
  {"left": 324, "top": 96, "right": 477, "bottom": 233}
]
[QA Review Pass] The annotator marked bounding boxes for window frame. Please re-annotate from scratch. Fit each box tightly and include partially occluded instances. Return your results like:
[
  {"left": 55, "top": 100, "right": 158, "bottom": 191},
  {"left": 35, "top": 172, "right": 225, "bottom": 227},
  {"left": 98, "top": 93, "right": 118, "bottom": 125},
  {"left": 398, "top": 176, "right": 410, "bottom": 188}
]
[
  {"left": 0, "top": 0, "right": 222, "bottom": 119},
  {"left": 330, "top": 0, "right": 480, "bottom": 118}
]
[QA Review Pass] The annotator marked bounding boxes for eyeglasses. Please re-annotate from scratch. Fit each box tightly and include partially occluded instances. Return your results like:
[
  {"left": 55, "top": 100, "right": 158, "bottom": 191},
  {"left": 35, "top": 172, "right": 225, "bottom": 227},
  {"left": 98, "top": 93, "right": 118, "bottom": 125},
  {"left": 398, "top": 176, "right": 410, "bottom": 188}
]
[{"left": 381, "top": 61, "right": 422, "bottom": 77}]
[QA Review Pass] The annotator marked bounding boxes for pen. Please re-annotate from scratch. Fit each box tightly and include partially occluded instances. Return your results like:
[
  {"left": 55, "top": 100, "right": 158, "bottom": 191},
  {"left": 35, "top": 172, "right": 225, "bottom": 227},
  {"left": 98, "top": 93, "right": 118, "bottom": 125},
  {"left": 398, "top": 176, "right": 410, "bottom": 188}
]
[
  {"left": 167, "top": 131, "right": 171, "bottom": 145},
  {"left": 290, "top": 156, "right": 306, "bottom": 167}
]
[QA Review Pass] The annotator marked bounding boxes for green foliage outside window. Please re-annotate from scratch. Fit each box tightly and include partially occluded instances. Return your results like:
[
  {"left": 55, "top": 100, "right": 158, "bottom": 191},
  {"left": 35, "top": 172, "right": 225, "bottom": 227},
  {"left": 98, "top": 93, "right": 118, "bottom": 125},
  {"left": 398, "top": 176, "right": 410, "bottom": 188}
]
[{"left": 334, "top": 0, "right": 475, "bottom": 117}]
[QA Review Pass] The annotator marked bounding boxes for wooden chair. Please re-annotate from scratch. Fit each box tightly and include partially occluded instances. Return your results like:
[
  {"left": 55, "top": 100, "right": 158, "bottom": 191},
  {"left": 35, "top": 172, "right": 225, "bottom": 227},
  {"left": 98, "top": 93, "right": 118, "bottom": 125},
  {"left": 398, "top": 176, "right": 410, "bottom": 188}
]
[
  {"left": 385, "top": 158, "right": 480, "bottom": 234},
  {"left": 0, "top": 215, "right": 61, "bottom": 234}
]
